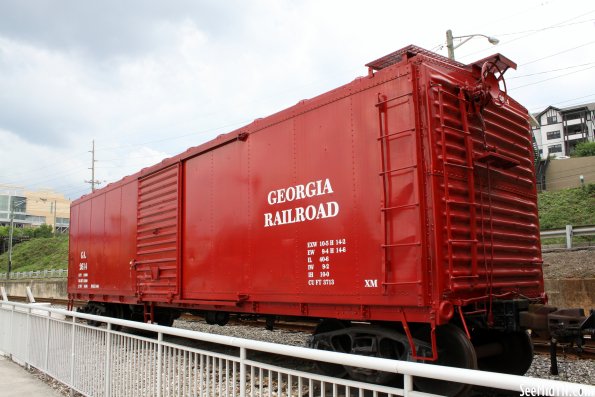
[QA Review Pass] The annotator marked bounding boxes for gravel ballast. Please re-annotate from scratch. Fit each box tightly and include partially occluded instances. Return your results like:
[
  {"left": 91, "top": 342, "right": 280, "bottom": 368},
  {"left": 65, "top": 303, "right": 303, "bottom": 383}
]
[{"left": 542, "top": 247, "right": 595, "bottom": 279}]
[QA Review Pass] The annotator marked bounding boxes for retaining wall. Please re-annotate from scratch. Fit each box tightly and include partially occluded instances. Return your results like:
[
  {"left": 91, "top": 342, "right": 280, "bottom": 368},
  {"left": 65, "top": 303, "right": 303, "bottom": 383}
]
[
  {"left": 0, "top": 279, "right": 67, "bottom": 300},
  {"left": 544, "top": 278, "right": 594, "bottom": 313}
]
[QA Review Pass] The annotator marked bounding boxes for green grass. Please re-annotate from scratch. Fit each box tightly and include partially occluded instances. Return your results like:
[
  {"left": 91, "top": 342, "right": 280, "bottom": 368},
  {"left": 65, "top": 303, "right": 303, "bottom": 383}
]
[
  {"left": 538, "top": 184, "right": 595, "bottom": 230},
  {"left": 0, "top": 236, "right": 69, "bottom": 273}
]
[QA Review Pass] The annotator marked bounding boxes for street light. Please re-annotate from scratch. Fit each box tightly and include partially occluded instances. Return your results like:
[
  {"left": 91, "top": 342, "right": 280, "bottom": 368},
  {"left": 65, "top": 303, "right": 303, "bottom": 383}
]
[
  {"left": 7, "top": 198, "right": 26, "bottom": 279},
  {"left": 446, "top": 29, "right": 499, "bottom": 60}
]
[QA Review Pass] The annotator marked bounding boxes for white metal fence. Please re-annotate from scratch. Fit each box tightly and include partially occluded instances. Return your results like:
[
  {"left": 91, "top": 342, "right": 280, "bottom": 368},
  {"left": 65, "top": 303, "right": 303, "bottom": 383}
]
[
  {"left": 0, "top": 269, "right": 68, "bottom": 279},
  {"left": 0, "top": 301, "right": 594, "bottom": 397},
  {"left": 540, "top": 224, "right": 595, "bottom": 249}
]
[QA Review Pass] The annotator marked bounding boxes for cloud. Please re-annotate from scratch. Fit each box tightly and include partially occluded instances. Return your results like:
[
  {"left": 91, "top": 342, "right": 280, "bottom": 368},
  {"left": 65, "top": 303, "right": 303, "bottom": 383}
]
[
  {"left": 0, "top": 1, "right": 249, "bottom": 59},
  {"left": 0, "top": 0, "right": 594, "bottom": 199},
  {"left": 99, "top": 146, "right": 170, "bottom": 185}
]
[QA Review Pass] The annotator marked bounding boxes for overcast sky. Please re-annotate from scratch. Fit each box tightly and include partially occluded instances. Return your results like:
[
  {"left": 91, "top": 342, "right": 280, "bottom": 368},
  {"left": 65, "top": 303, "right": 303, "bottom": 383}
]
[{"left": 1, "top": 0, "right": 593, "bottom": 200}]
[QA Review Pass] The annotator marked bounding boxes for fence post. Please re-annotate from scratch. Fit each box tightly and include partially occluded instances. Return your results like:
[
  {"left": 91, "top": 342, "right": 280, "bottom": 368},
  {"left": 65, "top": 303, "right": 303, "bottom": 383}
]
[
  {"left": 403, "top": 374, "right": 413, "bottom": 397},
  {"left": 157, "top": 332, "right": 163, "bottom": 397},
  {"left": 240, "top": 347, "right": 246, "bottom": 397},
  {"left": 9, "top": 305, "right": 14, "bottom": 358},
  {"left": 25, "top": 305, "right": 31, "bottom": 369},
  {"left": 44, "top": 314, "right": 51, "bottom": 371},
  {"left": 565, "top": 225, "right": 573, "bottom": 249},
  {"left": 105, "top": 323, "right": 112, "bottom": 397},
  {"left": 70, "top": 316, "right": 76, "bottom": 393}
]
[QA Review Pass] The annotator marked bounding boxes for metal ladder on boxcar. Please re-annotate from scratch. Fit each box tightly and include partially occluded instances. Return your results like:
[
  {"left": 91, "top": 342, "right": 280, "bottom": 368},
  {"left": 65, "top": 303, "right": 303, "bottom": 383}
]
[
  {"left": 376, "top": 91, "right": 422, "bottom": 293},
  {"left": 435, "top": 86, "right": 479, "bottom": 284}
]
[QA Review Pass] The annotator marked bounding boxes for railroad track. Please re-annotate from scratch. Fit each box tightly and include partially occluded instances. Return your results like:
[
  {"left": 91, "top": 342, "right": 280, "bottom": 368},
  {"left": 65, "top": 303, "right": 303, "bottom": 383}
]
[{"left": 532, "top": 337, "right": 595, "bottom": 359}]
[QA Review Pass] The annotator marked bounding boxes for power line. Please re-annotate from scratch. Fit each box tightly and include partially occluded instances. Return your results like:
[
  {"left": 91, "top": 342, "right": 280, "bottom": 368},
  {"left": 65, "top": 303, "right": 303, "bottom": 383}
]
[
  {"left": 457, "top": 9, "right": 595, "bottom": 60},
  {"left": 520, "top": 40, "right": 595, "bottom": 66},
  {"left": 508, "top": 62, "right": 595, "bottom": 79},
  {"left": 510, "top": 65, "right": 595, "bottom": 91},
  {"left": 494, "top": 18, "right": 595, "bottom": 37},
  {"left": 528, "top": 93, "right": 595, "bottom": 112}
]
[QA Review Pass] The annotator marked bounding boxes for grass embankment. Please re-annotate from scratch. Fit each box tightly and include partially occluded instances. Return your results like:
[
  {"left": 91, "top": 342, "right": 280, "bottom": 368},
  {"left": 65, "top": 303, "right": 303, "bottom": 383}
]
[
  {"left": 538, "top": 184, "right": 595, "bottom": 229},
  {"left": 0, "top": 235, "right": 69, "bottom": 272},
  {"left": 538, "top": 184, "right": 595, "bottom": 245}
]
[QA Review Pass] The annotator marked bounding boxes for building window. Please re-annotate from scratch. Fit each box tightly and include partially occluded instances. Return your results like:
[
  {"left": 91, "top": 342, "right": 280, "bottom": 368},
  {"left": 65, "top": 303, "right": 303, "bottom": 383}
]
[
  {"left": 564, "top": 112, "right": 581, "bottom": 121},
  {"left": 11, "top": 196, "right": 27, "bottom": 212},
  {"left": 547, "top": 115, "right": 558, "bottom": 124},
  {"left": 0, "top": 196, "right": 8, "bottom": 211},
  {"left": 26, "top": 215, "right": 47, "bottom": 224},
  {"left": 546, "top": 130, "right": 561, "bottom": 140},
  {"left": 56, "top": 217, "right": 70, "bottom": 226},
  {"left": 549, "top": 144, "right": 562, "bottom": 153}
]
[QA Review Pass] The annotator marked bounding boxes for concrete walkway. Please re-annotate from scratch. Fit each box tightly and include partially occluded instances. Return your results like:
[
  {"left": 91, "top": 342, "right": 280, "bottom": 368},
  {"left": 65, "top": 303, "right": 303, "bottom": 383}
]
[{"left": 0, "top": 355, "right": 64, "bottom": 397}]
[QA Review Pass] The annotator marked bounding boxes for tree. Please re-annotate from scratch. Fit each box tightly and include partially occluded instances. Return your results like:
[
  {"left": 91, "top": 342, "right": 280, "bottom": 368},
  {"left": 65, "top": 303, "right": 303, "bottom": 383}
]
[
  {"left": 34, "top": 224, "right": 53, "bottom": 238},
  {"left": 572, "top": 141, "right": 595, "bottom": 157}
]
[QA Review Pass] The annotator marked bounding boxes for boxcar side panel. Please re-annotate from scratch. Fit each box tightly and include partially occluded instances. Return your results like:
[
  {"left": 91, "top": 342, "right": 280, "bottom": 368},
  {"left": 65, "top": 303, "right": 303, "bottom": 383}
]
[
  {"left": 120, "top": 181, "right": 137, "bottom": 295},
  {"left": 67, "top": 202, "right": 81, "bottom": 292},
  {"left": 182, "top": 141, "right": 251, "bottom": 301},
  {"left": 245, "top": 118, "right": 302, "bottom": 299},
  {"left": 70, "top": 198, "right": 91, "bottom": 292},
  {"left": 69, "top": 181, "right": 138, "bottom": 297},
  {"left": 178, "top": 64, "right": 430, "bottom": 310},
  {"left": 291, "top": 96, "right": 360, "bottom": 300}
]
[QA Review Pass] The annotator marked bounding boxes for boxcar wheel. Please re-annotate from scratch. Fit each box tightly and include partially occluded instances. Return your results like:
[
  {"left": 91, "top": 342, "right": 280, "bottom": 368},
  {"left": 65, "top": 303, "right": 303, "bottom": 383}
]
[
  {"left": 311, "top": 319, "right": 349, "bottom": 378},
  {"left": 106, "top": 304, "right": 126, "bottom": 331},
  {"left": 413, "top": 324, "right": 477, "bottom": 397},
  {"left": 83, "top": 303, "right": 105, "bottom": 327},
  {"left": 476, "top": 330, "right": 534, "bottom": 375}
]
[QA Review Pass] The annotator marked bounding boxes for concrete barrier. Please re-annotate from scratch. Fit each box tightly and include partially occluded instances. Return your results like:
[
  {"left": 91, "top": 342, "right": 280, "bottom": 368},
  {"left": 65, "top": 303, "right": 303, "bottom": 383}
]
[
  {"left": 0, "top": 279, "right": 67, "bottom": 301},
  {"left": 544, "top": 278, "right": 595, "bottom": 314}
]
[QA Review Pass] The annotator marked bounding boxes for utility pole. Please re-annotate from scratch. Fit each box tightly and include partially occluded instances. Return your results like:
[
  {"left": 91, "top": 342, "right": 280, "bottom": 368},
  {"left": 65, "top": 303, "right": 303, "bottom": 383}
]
[
  {"left": 52, "top": 200, "right": 57, "bottom": 236},
  {"left": 85, "top": 140, "right": 101, "bottom": 192},
  {"left": 446, "top": 29, "right": 455, "bottom": 60},
  {"left": 6, "top": 198, "right": 25, "bottom": 279},
  {"left": 7, "top": 200, "right": 14, "bottom": 279}
]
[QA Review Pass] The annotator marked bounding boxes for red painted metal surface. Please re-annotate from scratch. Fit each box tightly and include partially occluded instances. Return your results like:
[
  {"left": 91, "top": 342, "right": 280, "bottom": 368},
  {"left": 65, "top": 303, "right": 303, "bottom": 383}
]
[
  {"left": 68, "top": 45, "right": 544, "bottom": 325},
  {"left": 135, "top": 164, "right": 181, "bottom": 301}
]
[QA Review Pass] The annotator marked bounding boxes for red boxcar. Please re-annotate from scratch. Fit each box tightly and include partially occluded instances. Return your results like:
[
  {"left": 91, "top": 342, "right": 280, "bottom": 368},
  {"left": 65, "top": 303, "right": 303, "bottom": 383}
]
[{"left": 69, "top": 45, "right": 544, "bottom": 394}]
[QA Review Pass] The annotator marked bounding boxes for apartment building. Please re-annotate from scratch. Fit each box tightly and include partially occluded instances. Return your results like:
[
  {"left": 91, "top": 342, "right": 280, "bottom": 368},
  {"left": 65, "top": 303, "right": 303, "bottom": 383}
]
[{"left": 532, "top": 103, "right": 595, "bottom": 159}]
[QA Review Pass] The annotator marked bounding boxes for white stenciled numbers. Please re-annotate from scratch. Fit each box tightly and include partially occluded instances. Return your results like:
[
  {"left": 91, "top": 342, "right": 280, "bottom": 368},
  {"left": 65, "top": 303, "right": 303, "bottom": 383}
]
[
  {"left": 305, "top": 237, "right": 348, "bottom": 287},
  {"left": 78, "top": 251, "right": 89, "bottom": 289}
]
